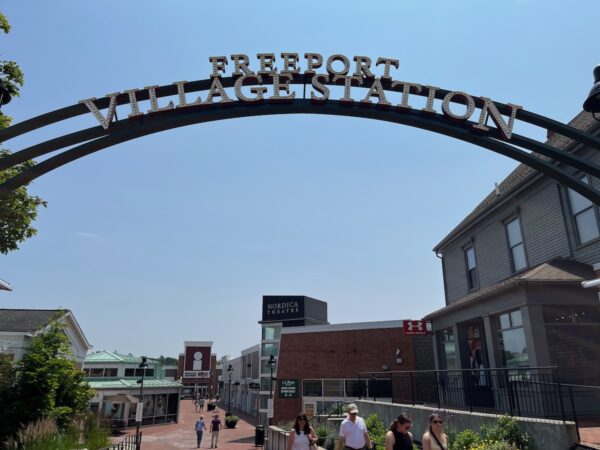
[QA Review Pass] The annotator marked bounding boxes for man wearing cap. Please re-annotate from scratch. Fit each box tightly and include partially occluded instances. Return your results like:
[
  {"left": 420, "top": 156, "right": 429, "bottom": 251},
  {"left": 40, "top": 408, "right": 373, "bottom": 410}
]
[{"left": 337, "top": 403, "right": 372, "bottom": 450}]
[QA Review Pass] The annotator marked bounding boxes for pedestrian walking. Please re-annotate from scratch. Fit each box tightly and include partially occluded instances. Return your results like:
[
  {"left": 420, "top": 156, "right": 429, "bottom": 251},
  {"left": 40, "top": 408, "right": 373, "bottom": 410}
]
[
  {"left": 195, "top": 415, "right": 206, "bottom": 448},
  {"left": 422, "top": 414, "right": 448, "bottom": 450},
  {"left": 209, "top": 413, "right": 222, "bottom": 448},
  {"left": 286, "top": 413, "right": 318, "bottom": 450},
  {"left": 337, "top": 403, "right": 372, "bottom": 450},
  {"left": 384, "top": 414, "right": 413, "bottom": 450},
  {"left": 199, "top": 397, "right": 205, "bottom": 412},
  {"left": 195, "top": 398, "right": 201, "bottom": 413}
]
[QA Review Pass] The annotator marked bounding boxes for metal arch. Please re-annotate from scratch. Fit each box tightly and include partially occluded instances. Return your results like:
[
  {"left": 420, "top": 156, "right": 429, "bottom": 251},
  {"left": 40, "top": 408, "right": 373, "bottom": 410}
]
[
  {"left": 1, "top": 99, "right": 600, "bottom": 204},
  {"left": 1, "top": 74, "right": 600, "bottom": 152},
  {"left": 2, "top": 107, "right": 600, "bottom": 182}
]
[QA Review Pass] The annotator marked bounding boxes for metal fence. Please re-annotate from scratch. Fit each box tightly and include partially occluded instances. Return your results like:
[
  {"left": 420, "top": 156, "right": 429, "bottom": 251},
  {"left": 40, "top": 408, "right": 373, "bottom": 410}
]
[
  {"left": 357, "top": 367, "right": 587, "bottom": 422},
  {"left": 99, "top": 432, "right": 141, "bottom": 450}
]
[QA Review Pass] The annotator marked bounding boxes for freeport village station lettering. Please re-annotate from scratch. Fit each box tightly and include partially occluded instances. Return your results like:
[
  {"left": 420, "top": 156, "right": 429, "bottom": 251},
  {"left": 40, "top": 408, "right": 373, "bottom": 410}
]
[
  {"left": 4, "top": 51, "right": 600, "bottom": 205},
  {"left": 79, "top": 52, "right": 522, "bottom": 140}
]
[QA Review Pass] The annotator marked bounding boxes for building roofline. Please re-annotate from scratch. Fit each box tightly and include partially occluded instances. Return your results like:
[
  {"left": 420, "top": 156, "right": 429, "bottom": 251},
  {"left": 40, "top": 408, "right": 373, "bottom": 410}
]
[
  {"left": 433, "top": 112, "right": 600, "bottom": 253},
  {"left": 281, "top": 320, "right": 406, "bottom": 334}
]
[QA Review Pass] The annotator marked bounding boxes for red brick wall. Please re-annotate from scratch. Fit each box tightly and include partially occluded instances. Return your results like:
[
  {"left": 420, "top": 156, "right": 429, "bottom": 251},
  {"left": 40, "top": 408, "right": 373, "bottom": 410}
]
[{"left": 273, "top": 326, "right": 429, "bottom": 423}]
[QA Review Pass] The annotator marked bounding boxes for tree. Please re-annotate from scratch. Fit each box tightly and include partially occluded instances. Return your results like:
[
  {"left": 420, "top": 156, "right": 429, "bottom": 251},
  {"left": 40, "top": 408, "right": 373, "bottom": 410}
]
[
  {"left": 0, "top": 11, "right": 46, "bottom": 254},
  {"left": 0, "top": 312, "right": 94, "bottom": 441}
]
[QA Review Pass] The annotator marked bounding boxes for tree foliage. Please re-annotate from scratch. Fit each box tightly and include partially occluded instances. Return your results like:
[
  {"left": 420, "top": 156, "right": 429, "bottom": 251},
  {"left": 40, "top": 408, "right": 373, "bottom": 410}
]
[
  {"left": 0, "top": 11, "right": 46, "bottom": 254},
  {"left": 0, "top": 313, "right": 94, "bottom": 442}
]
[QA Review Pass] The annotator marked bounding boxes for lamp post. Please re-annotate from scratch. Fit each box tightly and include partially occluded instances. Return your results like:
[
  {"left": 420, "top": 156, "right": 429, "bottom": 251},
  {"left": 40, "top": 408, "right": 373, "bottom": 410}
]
[
  {"left": 583, "top": 65, "right": 600, "bottom": 121},
  {"left": 227, "top": 364, "right": 233, "bottom": 415},
  {"left": 135, "top": 357, "right": 148, "bottom": 450},
  {"left": 267, "top": 355, "right": 276, "bottom": 425}
]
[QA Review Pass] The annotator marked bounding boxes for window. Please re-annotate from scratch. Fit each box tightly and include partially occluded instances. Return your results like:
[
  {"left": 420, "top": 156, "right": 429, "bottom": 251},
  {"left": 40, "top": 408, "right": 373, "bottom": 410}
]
[
  {"left": 345, "top": 379, "right": 366, "bottom": 397},
  {"left": 260, "top": 358, "right": 277, "bottom": 374},
  {"left": 262, "top": 325, "right": 281, "bottom": 341},
  {"left": 89, "top": 368, "right": 104, "bottom": 377},
  {"left": 438, "top": 329, "right": 456, "bottom": 370},
  {"left": 323, "top": 379, "right": 344, "bottom": 397},
  {"left": 506, "top": 217, "right": 527, "bottom": 272},
  {"left": 498, "top": 309, "right": 529, "bottom": 369},
  {"left": 302, "top": 379, "right": 323, "bottom": 397},
  {"left": 464, "top": 246, "right": 479, "bottom": 290},
  {"left": 568, "top": 175, "right": 600, "bottom": 244},
  {"left": 125, "top": 368, "right": 154, "bottom": 377},
  {"left": 104, "top": 368, "right": 118, "bottom": 377},
  {"left": 261, "top": 342, "right": 279, "bottom": 357}
]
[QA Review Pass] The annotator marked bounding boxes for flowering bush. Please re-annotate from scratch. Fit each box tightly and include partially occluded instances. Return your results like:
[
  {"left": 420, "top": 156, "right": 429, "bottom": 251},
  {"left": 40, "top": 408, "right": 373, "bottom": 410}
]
[{"left": 449, "top": 416, "right": 532, "bottom": 450}]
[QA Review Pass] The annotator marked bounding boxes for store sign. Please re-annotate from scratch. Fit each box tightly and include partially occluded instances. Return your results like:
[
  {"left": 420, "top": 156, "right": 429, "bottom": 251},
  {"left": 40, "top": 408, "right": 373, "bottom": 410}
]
[
  {"left": 262, "top": 296, "right": 305, "bottom": 321},
  {"left": 184, "top": 345, "right": 211, "bottom": 373},
  {"left": 304, "top": 403, "right": 316, "bottom": 417},
  {"left": 135, "top": 402, "right": 143, "bottom": 422},
  {"left": 183, "top": 370, "right": 211, "bottom": 378},
  {"left": 80, "top": 52, "right": 522, "bottom": 141},
  {"left": 249, "top": 382, "right": 261, "bottom": 389},
  {"left": 403, "top": 320, "right": 430, "bottom": 335},
  {"left": 278, "top": 379, "right": 299, "bottom": 398}
]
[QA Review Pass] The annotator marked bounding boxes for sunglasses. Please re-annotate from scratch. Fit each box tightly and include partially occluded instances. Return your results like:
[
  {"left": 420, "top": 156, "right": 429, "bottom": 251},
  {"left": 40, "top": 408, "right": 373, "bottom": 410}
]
[{"left": 432, "top": 420, "right": 443, "bottom": 424}]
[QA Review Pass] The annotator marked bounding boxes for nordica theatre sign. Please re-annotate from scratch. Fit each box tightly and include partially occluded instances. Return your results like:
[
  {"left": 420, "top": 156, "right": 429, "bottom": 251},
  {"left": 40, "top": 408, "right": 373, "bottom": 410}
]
[
  {"left": 79, "top": 52, "right": 520, "bottom": 140},
  {"left": 2, "top": 52, "right": 600, "bottom": 204}
]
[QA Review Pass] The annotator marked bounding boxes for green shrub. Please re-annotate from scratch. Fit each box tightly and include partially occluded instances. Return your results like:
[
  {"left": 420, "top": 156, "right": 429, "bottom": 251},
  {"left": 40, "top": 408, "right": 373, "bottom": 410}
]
[
  {"left": 364, "top": 413, "right": 386, "bottom": 446},
  {"left": 3, "top": 415, "right": 110, "bottom": 450},
  {"left": 481, "top": 416, "right": 532, "bottom": 450},
  {"left": 315, "top": 422, "right": 337, "bottom": 438},
  {"left": 450, "top": 428, "right": 482, "bottom": 450}
]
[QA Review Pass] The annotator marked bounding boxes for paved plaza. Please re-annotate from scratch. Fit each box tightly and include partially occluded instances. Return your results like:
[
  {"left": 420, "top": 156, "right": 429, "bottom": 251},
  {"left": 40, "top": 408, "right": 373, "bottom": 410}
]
[{"left": 116, "top": 400, "right": 258, "bottom": 450}]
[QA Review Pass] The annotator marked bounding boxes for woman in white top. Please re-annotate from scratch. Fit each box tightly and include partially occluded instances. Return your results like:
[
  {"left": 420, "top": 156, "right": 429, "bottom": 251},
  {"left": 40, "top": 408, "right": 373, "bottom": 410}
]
[
  {"left": 286, "top": 413, "right": 318, "bottom": 450},
  {"left": 422, "top": 413, "right": 448, "bottom": 450}
]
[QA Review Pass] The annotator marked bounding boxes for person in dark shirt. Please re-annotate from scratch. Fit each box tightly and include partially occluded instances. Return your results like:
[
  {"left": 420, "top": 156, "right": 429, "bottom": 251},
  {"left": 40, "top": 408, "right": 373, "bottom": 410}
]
[
  {"left": 384, "top": 414, "right": 413, "bottom": 450},
  {"left": 209, "top": 413, "right": 222, "bottom": 448}
]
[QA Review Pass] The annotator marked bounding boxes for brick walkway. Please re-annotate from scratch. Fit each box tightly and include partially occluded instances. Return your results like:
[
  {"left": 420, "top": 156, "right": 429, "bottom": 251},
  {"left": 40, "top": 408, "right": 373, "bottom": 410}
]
[
  {"left": 579, "top": 419, "right": 600, "bottom": 449},
  {"left": 115, "top": 400, "right": 259, "bottom": 450}
]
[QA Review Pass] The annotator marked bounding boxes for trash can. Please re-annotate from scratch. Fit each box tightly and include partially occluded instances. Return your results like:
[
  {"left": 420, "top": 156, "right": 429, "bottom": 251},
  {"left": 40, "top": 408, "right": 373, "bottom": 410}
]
[{"left": 255, "top": 425, "right": 265, "bottom": 446}]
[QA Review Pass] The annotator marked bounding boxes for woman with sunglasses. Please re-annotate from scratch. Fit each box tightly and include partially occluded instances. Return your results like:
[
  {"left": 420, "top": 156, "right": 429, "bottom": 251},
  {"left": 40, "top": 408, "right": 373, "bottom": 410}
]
[
  {"left": 384, "top": 413, "right": 413, "bottom": 450},
  {"left": 286, "top": 413, "right": 318, "bottom": 450},
  {"left": 422, "top": 414, "right": 448, "bottom": 450}
]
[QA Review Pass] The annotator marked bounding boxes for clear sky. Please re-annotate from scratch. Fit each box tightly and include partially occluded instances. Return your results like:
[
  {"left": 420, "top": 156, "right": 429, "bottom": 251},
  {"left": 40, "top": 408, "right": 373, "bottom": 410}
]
[{"left": 1, "top": 1, "right": 598, "bottom": 360}]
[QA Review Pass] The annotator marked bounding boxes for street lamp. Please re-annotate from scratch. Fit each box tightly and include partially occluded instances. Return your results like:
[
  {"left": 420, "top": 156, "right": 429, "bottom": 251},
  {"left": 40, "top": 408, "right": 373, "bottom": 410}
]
[
  {"left": 583, "top": 65, "right": 600, "bottom": 121},
  {"left": 135, "top": 357, "right": 148, "bottom": 450},
  {"left": 267, "top": 355, "right": 276, "bottom": 424},
  {"left": 227, "top": 364, "right": 233, "bottom": 415}
]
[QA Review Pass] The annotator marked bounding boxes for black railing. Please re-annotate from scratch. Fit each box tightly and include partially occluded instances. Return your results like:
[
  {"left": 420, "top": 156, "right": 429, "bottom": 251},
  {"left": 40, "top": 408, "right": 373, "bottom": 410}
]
[
  {"left": 99, "top": 432, "right": 140, "bottom": 450},
  {"left": 309, "top": 400, "right": 349, "bottom": 428},
  {"left": 357, "top": 367, "right": 591, "bottom": 423}
]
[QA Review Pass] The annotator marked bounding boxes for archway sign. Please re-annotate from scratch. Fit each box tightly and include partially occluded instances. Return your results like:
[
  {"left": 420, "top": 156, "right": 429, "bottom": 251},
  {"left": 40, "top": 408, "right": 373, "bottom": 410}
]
[{"left": 1, "top": 52, "right": 600, "bottom": 202}]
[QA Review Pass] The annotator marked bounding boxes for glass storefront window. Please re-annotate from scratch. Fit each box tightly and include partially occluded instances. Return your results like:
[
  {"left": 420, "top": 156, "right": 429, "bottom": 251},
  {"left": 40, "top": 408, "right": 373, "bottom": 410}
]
[
  {"left": 498, "top": 309, "right": 529, "bottom": 369},
  {"left": 345, "top": 379, "right": 366, "bottom": 397},
  {"left": 303, "top": 379, "right": 322, "bottom": 396},
  {"left": 262, "top": 326, "right": 281, "bottom": 341},
  {"left": 323, "top": 379, "right": 344, "bottom": 397},
  {"left": 438, "top": 329, "right": 456, "bottom": 370}
]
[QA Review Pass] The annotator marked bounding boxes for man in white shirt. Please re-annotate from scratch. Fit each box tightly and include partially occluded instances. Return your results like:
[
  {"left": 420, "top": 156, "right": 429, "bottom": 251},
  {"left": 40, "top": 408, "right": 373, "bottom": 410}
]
[{"left": 337, "top": 404, "right": 372, "bottom": 450}]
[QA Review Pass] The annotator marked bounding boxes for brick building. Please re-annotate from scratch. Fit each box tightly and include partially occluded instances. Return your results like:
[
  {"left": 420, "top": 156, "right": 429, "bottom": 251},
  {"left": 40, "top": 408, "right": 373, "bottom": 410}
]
[
  {"left": 177, "top": 341, "right": 218, "bottom": 399},
  {"left": 272, "top": 320, "right": 433, "bottom": 424}
]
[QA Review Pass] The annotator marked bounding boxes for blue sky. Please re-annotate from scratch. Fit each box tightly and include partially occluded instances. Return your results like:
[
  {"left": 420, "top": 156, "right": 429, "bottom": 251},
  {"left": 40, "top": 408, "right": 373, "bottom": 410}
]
[{"left": 1, "top": 1, "right": 598, "bottom": 359}]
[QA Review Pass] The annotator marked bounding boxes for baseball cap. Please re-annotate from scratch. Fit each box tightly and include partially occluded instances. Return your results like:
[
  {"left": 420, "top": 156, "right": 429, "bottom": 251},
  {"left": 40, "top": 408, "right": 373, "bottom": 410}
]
[{"left": 347, "top": 403, "right": 358, "bottom": 414}]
